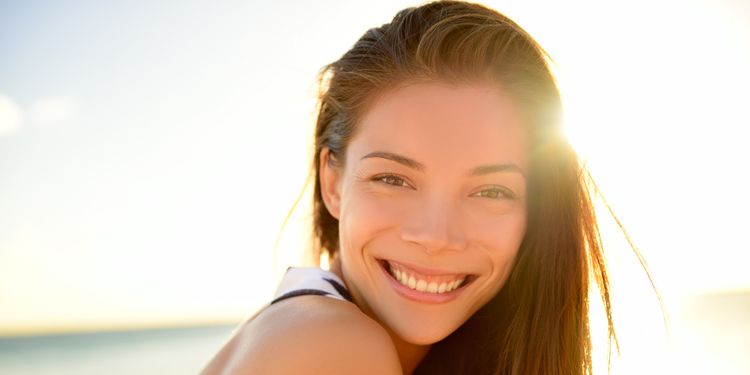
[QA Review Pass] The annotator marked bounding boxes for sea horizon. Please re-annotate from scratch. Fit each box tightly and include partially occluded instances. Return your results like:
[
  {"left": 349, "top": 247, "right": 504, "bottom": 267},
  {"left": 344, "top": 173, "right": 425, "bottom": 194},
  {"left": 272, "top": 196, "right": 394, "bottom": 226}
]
[{"left": 0, "top": 323, "right": 238, "bottom": 375}]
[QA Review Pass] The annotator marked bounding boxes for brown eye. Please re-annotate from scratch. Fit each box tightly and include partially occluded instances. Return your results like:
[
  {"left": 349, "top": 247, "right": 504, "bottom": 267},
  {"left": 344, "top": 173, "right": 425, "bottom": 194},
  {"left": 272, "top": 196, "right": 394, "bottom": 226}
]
[
  {"left": 472, "top": 187, "right": 515, "bottom": 200},
  {"left": 373, "top": 174, "right": 409, "bottom": 188}
]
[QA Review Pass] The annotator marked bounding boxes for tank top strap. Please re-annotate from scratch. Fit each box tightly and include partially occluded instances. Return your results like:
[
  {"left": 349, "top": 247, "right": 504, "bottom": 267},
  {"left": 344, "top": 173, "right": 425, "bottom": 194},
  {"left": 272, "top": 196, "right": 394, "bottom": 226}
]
[{"left": 270, "top": 266, "right": 354, "bottom": 305}]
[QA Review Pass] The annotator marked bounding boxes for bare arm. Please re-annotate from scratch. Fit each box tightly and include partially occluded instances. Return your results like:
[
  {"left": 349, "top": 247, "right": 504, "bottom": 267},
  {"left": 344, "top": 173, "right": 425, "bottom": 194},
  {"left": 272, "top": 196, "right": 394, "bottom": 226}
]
[{"left": 200, "top": 297, "right": 403, "bottom": 375}]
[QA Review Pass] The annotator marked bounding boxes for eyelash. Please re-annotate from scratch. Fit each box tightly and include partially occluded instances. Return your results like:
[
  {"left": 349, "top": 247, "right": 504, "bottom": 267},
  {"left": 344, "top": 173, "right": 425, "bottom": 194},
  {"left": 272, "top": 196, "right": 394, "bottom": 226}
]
[
  {"left": 372, "top": 174, "right": 410, "bottom": 188},
  {"left": 371, "top": 174, "right": 516, "bottom": 200}
]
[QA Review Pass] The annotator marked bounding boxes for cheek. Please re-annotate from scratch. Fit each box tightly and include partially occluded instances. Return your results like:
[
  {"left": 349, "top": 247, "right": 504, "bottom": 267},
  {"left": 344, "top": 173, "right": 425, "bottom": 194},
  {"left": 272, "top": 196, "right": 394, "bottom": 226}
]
[
  {"left": 339, "top": 190, "right": 407, "bottom": 253},
  {"left": 468, "top": 199, "right": 527, "bottom": 241},
  {"left": 469, "top": 212, "right": 526, "bottom": 306},
  {"left": 473, "top": 210, "right": 527, "bottom": 270}
]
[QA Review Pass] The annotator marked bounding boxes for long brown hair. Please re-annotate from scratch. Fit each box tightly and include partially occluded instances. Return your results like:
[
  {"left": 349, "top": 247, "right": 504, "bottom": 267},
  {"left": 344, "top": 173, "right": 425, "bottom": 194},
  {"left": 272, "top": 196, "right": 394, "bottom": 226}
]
[{"left": 276, "top": 1, "right": 658, "bottom": 373}]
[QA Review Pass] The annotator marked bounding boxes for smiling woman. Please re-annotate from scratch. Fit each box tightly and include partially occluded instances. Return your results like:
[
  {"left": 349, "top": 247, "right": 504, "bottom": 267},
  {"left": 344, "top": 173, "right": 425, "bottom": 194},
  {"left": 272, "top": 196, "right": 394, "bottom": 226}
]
[
  {"left": 324, "top": 81, "right": 530, "bottom": 353},
  {"left": 200, "top": 1, "right": 652, "bottom": 374}
]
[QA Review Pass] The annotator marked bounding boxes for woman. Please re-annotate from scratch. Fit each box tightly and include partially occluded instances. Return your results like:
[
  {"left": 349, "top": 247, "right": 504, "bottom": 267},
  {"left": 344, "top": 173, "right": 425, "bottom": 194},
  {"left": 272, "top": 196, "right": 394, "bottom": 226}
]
[{"left": 202, "top": 1, "right": 653, "bottom": 373}]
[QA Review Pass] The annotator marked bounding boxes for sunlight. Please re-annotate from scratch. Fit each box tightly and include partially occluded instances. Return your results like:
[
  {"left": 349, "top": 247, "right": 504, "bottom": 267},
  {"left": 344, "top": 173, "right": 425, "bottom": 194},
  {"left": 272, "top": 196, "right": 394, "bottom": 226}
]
[
  {"left": 535, "top": 0, "right": 750, "bottom": 373},
  {"left": 1, "top": 1, "right": 748, "bottom": 373}
]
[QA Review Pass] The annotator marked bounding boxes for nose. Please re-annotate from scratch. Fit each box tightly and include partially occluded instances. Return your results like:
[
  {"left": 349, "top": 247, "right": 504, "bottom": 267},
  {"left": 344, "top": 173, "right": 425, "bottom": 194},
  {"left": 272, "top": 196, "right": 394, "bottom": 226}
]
[{"left": 399, "top": 195, "right": 469, "bottom": 254}]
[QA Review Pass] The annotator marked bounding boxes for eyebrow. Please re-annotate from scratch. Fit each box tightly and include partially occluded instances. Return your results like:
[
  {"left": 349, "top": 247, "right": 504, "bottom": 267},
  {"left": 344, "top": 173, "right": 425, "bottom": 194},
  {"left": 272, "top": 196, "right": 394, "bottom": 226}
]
[{"left": 360, "top": 151, "right": 526, "bottom": 178}]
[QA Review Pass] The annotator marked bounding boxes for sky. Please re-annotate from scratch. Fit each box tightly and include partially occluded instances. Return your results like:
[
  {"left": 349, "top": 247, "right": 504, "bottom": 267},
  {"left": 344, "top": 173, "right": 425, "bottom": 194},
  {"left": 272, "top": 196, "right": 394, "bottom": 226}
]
[{"left": 1, "top": 0, "right": 749, "bottom": 357}]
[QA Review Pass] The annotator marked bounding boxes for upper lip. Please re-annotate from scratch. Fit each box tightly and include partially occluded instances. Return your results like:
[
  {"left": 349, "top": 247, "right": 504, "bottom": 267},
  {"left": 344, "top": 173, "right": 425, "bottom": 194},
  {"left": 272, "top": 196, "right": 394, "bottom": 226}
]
[{"left": 379, "top": 258, "right": 470, "bottom": 277}]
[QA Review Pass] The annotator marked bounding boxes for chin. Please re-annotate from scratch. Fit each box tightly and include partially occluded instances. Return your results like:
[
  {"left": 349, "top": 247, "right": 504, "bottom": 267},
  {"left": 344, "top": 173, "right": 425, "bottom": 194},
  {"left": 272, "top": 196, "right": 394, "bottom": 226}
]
[{"left": 382, "top": 311, "right": 466, "bottom": 346}]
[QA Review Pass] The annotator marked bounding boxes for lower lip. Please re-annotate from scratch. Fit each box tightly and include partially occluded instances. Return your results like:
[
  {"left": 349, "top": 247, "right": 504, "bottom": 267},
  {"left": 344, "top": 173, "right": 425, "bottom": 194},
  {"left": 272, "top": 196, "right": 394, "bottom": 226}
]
[{"left": 377, "top": 259, "right": 471, "bottom": 304}]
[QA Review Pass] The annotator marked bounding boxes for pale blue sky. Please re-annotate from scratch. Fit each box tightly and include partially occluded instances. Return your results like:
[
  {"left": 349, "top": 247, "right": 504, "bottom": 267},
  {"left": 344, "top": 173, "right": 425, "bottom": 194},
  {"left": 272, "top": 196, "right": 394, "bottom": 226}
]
[{"left": 0, "top": 0, "right": 427, "bottom": 334}]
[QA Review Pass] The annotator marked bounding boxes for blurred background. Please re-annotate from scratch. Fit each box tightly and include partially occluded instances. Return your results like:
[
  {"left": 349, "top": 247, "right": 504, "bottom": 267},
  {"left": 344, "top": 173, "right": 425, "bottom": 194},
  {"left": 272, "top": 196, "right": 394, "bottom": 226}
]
[{"left": 1, "top": 0, "right": 748, "bottom": 374}]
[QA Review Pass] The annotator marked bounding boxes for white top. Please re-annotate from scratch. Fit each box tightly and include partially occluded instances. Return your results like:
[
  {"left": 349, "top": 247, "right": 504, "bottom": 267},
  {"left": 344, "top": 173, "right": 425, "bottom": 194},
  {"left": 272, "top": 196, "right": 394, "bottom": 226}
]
[{"left": 270, "top": 266, "right": 353, "bottom": 305}]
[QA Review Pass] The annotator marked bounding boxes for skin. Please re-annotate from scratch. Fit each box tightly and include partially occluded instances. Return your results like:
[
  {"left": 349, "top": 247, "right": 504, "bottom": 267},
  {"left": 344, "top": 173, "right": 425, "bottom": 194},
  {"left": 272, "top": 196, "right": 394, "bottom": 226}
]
[
  {"left": 200, "top": 80, "right": 529, "bottom": 375},
  {"left": 200, "top": 294, "right": 402, "bottom": 374},
  {"left": 319, "top": 80, "right": 529, "bottom": 373}
]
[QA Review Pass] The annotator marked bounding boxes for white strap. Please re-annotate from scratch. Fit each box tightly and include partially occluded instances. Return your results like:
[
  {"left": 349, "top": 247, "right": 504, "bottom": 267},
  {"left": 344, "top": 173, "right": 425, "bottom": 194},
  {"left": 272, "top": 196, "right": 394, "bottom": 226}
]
[{"left": 273, "top": 266, "right": 349, "bottom": 302}]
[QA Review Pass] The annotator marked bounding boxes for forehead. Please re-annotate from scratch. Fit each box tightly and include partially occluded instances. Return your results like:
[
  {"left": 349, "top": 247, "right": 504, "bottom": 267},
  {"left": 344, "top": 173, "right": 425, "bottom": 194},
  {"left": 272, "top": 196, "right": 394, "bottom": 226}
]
[{"left": 347, "top": 81, "right": 528, "bottom": 173}]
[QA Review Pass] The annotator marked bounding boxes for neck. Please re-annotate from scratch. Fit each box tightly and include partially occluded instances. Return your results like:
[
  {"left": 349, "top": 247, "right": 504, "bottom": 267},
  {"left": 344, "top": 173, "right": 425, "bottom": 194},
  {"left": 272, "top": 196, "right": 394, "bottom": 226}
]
[
  {"left": 383, "top": 324, "right": 431, "bottom": 375},
  {"left": 327, "top": 254, "right": 431, "bottom": 374}
]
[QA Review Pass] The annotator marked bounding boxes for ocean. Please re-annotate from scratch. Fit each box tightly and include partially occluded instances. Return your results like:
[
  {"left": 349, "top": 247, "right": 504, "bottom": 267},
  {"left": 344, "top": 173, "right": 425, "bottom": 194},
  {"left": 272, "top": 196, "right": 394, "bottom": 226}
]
[{"left": 0, "top": 325, "right": 236, "bottom": 375}]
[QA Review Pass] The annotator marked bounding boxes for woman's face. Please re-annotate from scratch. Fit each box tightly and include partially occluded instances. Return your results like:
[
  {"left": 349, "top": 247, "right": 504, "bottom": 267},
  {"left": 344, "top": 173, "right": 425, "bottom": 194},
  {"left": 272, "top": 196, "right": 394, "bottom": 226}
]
[{"left": 319, "top": 80, "right": 528, "bottom": 345}]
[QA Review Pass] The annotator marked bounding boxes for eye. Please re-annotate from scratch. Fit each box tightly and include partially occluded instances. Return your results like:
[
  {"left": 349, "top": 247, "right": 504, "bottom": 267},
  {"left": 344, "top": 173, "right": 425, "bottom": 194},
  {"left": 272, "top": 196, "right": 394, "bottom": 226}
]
[
  {"left": 471, "top": 186, "right": 516, "bottom": 200},
  {"left": 372, "top": 174, "right": 411, "bottom": 188}
]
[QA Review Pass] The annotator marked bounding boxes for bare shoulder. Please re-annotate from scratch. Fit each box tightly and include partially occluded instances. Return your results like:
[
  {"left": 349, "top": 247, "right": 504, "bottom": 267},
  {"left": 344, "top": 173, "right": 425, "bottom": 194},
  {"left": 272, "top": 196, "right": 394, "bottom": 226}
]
[{"left": 200, "top": 295, "right": 402, "bottom": 375}]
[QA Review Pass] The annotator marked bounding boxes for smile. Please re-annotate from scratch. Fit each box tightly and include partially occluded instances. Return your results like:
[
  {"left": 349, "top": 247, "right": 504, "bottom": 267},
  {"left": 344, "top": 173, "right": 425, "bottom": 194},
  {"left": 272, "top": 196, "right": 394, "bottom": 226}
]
[{"left": 377, "top": 258, "right": 476, "bottom": 303}]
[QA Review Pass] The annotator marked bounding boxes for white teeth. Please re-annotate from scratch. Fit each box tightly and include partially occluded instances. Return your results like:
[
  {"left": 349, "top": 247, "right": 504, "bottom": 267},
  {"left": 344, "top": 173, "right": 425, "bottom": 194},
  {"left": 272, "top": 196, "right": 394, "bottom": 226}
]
[
  {"left": 427, "top": 282, "right": 438, "bottom": 293},
  {"left": 385, "top": 261, "right": 467, "bottom": 294},
  {"left": 437, "top": 282, "right": 447, "bottom": 293}
]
